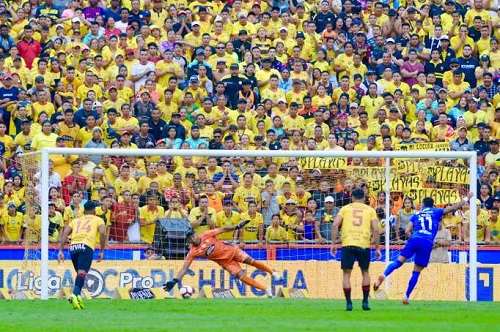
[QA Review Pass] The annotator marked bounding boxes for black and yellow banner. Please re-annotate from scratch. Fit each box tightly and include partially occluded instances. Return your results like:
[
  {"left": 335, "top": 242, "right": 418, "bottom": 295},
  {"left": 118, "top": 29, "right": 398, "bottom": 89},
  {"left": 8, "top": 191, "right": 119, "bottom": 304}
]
[
  {"left": 396, "top": 159, "right": 429, "bottom": 174},
  {"left": 300, "top": 157, "right": 347, "bottom": 170},
  {"left": 368, "top": 176, "right": 422, "bottom": 192},
  {"left": 423, "top": 166, "right": 470, "bottom": 184},
  {"left": 395, "top": 142, "right": 451, "bottom": 151},
  {"left": 405, "top": 188, "right": 462, "bottom": 205},
  {"left": 347, "top": 166, "right": 397, "bottom": 181}
]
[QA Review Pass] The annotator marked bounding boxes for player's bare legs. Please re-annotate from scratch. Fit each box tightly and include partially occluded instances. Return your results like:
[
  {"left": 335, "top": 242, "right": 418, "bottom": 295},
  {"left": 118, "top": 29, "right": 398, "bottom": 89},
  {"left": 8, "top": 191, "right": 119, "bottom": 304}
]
[
  {"left": 243, "top": 257, "right": 283, "bottom": 281},
  {"left": 361, "top": 269, "right": 371, "bottom": 311},
  {"left": 342, "top": 269, "right": 353, "bottom": 311},
  {"left": 242, "top": 257, "right": 282, "bottom": 297},
  {"left": 374, "top": 256, "right": 408, "bottom": 291},
  {"left": 234, "top": 268, "right": 273, "bottom": 297},
  {"left": 403, "top": 265, "right": 425, "bottom": 305}
]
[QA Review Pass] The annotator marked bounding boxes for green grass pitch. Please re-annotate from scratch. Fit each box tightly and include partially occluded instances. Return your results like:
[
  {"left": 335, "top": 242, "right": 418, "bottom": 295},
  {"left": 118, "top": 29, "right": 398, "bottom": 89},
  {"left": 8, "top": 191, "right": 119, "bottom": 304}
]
[{"left": 0, "top": 299, "right": 496, "bottom": 331}]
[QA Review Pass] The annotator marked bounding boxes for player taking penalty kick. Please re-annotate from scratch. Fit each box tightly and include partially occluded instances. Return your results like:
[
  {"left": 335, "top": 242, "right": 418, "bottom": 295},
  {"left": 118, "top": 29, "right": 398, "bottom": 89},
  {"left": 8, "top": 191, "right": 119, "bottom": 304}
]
[
  {"left": 164, "top": 220, "right": 283, "bottom": 297},
  {"left": 373, "top": 192, "right": 473, "bottom": 304},
  {"left": 331, "top": 188, "right": 381, "bottom": 311},
  {"left": 58, "top": 201, "right": 105, "bottom": 310}
]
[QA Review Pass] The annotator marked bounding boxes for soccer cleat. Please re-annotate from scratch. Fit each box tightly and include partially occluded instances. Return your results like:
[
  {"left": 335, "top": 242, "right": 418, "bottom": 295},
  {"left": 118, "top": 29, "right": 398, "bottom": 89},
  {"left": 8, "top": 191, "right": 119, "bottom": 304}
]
[
  {"left": 345, "top": 302, "right": 353, "bottom": 311},
  {"left": 402, "top": 295, "right": 410, "bottom": 305},
  {"left": 68, "top": 294, "right": 81, "bottom": 310},
  {"left": 265, "top": 286, "right": 274, "bottom": 298},
  {"left": 373, "top": 275, "right": 385, "bottom": 291},
  {"left": 373, "top": 289, "right": 388, "bottom": 300},
  {"left": 362, "top": 301, "right": 371, "bottom": 311},
  {"left": 77, "top": 295, "right": 85, "bottom": 309},
  {"left": 272, "top": 271, "right": 283, "bottom": 282}
]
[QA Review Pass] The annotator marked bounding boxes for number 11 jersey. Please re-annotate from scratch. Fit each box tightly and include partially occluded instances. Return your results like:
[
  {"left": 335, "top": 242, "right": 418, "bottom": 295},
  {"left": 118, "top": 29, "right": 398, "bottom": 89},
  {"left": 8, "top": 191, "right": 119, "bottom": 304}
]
[{"left": 410, "top": 207, "right": 444, "bottom": 242}]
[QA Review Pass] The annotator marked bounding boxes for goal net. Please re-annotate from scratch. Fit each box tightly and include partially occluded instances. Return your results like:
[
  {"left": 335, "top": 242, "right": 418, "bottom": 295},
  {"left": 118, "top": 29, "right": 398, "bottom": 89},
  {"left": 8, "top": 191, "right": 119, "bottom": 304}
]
[{"left": 17, "top": 148, "right": 482, "bottom": 301}]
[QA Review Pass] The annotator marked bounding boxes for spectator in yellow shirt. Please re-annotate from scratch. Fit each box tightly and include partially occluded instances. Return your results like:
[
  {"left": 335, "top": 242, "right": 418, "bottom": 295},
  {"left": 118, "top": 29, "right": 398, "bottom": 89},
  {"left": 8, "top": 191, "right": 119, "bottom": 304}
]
[
  {"left": 447, "top": 69, "right": 470, "bottom": 105},
  {"left": 216, "top": 200, "right": 240, "bottom": 241},
  {"left": 231, "top": 12, "right": 257, "bottom": 38},
  {"left": 139, "top": 192, "right": 165, "bottom": 244},
  {"left": 463, "top": 199, "right": 491, "bottom": 243},
  {"left": 189, "top": 195, "right": 217, "bottom": 233},
  {"left": 483, "top": 139, "right": 500, "bottom": 167},
  {"left": 463, "top": 99, "right": 487, "bottom": 142},
  {"left": 450, "top": 25, "right": 475, "bottom": 57},
  {"left": 31, "top": 120, "right": 58, "bottom": 151},
  {"left": 266, "top": 214, "right": 288, "bottom": 244},
  {"left": 490, "top": 207, "right": 500, "bottom": 244},
  {"left": 239, "top": 200, "right": 264, "bottom": 247},
  {"left": 1, "top": 202, "right": 24, "bottom": 242}
]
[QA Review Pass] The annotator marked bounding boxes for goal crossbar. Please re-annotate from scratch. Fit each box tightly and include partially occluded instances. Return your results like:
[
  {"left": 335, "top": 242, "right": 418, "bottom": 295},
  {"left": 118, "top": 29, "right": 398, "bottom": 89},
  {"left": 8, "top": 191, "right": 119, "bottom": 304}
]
[
  {"left": 34, "top": 148, "right": 477, "bottom": 300},
  {"left": 37, "top": 147, "right": 476, "bottom": 159}
]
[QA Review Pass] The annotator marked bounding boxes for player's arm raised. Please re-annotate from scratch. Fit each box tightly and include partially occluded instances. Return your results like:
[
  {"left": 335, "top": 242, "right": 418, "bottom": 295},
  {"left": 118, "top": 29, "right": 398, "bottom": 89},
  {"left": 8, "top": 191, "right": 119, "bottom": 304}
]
[
  {"left": 57, "top": 224, "right": 73, "bottom": 263},
  {"left": 443, "top": 192, "right": 474, "bottom": 214},
  {"left": 330, "top": 215, "right": 343, "bottom": 257},
  {"left": 371, "top": 217, "right": 381, "bottom": 259},
  {"left": 220, "top": 219, "right": 251, "bottom": 233}
]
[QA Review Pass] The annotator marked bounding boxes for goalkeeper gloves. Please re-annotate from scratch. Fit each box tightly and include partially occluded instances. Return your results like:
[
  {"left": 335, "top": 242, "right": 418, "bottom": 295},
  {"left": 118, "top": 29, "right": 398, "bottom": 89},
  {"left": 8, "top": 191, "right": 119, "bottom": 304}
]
[
  {"left": 235, "top": 220, "right": 251, "bottom": 230},
  {"left": 163, "top": 278, "right": 179, "bottom": 292}
]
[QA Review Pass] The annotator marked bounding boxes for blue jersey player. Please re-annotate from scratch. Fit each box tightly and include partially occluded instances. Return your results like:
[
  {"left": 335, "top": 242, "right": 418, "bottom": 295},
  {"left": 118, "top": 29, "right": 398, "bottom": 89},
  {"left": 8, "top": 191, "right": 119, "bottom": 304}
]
[{"left": 373, "top": 193, "right": 472, "bottom": 304}]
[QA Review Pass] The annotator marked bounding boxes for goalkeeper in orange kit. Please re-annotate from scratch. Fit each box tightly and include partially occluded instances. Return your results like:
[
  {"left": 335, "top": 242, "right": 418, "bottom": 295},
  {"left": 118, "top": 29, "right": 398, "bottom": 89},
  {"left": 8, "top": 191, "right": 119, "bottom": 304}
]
[{"left": 164, "top": 220, "right": 283, "bottom": 297}]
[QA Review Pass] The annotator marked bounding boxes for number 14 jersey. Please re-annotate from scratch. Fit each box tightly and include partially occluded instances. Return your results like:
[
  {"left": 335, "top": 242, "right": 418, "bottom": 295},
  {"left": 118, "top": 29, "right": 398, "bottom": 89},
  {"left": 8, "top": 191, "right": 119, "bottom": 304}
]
[{"left": 69, "top": 215, "right": 105, "bottom": 250}]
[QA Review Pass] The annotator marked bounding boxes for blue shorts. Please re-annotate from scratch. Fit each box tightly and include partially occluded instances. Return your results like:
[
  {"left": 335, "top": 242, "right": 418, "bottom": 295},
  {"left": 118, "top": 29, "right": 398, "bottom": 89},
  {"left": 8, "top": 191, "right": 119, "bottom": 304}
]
[{"left": 400, "top": 237, "right": 433, "bottom": 268}]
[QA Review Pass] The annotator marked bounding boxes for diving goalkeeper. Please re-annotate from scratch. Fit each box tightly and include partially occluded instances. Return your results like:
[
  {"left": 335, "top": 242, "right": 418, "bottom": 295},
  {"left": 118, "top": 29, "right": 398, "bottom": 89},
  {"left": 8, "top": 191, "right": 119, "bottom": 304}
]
[{"left": 164, "top": 220, "right": 282, "bottom": 297}]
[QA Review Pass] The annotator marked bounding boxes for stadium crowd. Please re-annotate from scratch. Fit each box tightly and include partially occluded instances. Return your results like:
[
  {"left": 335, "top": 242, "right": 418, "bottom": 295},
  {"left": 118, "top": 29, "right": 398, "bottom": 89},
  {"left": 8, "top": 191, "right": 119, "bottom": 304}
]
[{"left": 0, "top": 0, "right": 499, "bottom": 250}]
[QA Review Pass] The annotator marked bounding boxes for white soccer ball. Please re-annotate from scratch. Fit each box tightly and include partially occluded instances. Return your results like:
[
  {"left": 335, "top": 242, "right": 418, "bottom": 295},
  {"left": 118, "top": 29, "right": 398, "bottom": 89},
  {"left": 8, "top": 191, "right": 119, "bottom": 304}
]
[{"left": 179, "top": 285, "right": 195, "bottom": 299}]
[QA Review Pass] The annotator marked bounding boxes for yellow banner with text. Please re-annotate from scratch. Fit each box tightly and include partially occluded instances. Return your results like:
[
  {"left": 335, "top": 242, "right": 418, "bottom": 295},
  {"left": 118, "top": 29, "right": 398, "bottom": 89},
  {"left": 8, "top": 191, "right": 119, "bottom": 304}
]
[
  {"left": 423, "top": 166, "right": 470, "bottom": 184},
  {"left": 1, "top": 261, "right": 492, "bottom": 301},
  {"left": 405, "top": 188, "right": 462, "bottom": 204},
  {"left": 347, "top": 167, "right": 397, "bottom": 181},
  {"left": 395, "top": 142, "right": 451, "bottom": 151},
  {"left": 368, "top": 176, "right": 422, "bottom": 192},
  {"left": 300, "top": 157, "right": 347, "bottom": 170},
  {"left": 396, "top": 160, "right": 433, "bottom": 175}
]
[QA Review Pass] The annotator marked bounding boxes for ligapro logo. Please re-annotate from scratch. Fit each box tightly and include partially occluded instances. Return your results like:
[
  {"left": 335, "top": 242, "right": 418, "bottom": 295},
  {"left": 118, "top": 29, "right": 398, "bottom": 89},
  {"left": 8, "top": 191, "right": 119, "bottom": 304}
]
[{"left": 85, "top": 269, "right": 104, "bottom": 297}]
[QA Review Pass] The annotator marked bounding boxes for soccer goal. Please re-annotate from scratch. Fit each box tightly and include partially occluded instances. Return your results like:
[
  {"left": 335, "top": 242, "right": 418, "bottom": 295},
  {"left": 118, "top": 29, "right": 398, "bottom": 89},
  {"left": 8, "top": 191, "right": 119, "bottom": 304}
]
[{"left": 17, "top": 148, "right": 480, "bottom": 301}]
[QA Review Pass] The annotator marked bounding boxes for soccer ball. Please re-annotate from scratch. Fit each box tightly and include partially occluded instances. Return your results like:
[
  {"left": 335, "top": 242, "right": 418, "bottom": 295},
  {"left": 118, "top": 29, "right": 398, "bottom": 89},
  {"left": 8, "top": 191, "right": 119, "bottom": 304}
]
[{"left": 179, "top": 285, "right": 195, "bottom": 299}]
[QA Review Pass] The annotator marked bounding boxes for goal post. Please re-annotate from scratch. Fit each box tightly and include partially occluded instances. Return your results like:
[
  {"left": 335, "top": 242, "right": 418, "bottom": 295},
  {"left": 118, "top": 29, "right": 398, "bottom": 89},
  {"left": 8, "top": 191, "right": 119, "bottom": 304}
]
[
  {"left": 41, "top": 148, "right": 50, "bottom": 301},
  {"left": 23, "top": 147, "right": 478, "bottom": 300}
]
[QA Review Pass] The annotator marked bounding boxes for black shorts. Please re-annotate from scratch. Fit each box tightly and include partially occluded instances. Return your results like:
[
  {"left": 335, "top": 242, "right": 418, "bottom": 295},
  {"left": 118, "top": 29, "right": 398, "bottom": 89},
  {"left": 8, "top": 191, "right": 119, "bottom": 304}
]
[
  {"left": 341, "top": 246, "right": 370, "bottom": 270},
  {"left": 70, "top": 243, "right": 94, "bottom": 272}
]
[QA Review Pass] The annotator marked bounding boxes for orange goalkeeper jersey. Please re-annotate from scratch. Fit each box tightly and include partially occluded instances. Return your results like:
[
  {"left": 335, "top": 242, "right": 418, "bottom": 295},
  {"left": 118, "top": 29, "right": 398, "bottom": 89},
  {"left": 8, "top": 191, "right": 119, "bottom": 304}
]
[{"left": 185, "top": 229, "right": 238, "bottom": 264}]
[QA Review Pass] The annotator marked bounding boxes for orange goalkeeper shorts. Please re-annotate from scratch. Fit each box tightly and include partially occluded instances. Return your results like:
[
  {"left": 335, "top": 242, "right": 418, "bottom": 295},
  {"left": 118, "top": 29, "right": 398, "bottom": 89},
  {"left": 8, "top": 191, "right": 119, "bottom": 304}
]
[{"left": 220, "top": 249, "right": 251, "bottom": 276}]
